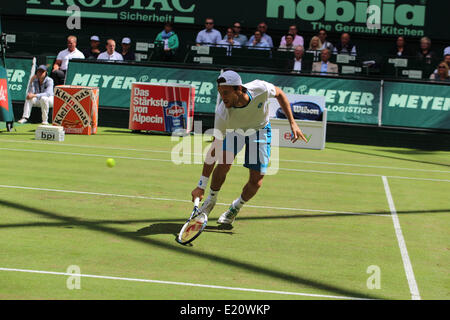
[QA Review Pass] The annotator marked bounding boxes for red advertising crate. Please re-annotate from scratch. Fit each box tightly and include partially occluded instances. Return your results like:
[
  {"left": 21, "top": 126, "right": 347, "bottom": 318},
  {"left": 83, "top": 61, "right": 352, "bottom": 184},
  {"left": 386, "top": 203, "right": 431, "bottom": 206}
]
[
  {"left": 128, "top": 83, "right": 195, "bottom": 134},
  {"left": 52, "top": 85, "right": 99, "bottom": 135}
]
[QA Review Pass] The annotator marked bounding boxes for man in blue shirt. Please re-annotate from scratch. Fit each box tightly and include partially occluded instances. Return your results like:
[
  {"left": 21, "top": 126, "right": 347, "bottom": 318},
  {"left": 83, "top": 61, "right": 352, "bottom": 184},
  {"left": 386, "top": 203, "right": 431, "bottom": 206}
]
[
  {"left": 247, "top": 22, "right": 273, "bottom": 48},
  {"left": 18, "top": 65, "right": 54, "bottom": 125},
  {"left": 312, "top": 49, "right": 338, "bottom": 76},
  {"left": 247, "top": 30, "right": 271, "bottom": 50},
  {"left": 196, "top": 18, "right": 222, "bottom": 46},
  {"left": 224, "top": 22, "right": 248, "bottom": 46},
  {"left": 218, "top": 28, "right": 241, "bottom": 56}
]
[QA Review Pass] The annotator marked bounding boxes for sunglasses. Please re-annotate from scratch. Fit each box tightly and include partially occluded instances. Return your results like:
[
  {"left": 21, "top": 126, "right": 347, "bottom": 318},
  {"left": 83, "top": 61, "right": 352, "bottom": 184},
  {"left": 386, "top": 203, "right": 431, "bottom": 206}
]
[
  {"left": 438, "top": 66, "right": 446, "bottom": 68},
  {"left": 205, "top": 22, "right": 213, "bottom": 25},
  {"left": 234, "top": 25, "right": 241, "bottom": 28}
]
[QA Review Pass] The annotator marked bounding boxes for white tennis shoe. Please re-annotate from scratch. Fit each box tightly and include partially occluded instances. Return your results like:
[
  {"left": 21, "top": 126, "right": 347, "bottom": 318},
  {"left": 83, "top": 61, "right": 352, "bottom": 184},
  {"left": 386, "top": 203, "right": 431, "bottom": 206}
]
[{"left": 217, "top": 205, "right": 240, "bottom": 226}]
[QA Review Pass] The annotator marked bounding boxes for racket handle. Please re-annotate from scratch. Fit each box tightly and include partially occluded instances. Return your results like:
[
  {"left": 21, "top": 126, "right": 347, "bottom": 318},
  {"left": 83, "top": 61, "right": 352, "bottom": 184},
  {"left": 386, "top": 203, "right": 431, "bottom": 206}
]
[{"left": 194, "top": 197, "right": 200, "bottom": 207}]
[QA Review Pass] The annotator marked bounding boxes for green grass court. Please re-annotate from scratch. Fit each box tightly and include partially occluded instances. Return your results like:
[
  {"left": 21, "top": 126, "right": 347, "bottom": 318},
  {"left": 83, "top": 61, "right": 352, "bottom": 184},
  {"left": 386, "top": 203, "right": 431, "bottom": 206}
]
[{"left": 0, "top": 124, "right": 448, "bottom": 300}]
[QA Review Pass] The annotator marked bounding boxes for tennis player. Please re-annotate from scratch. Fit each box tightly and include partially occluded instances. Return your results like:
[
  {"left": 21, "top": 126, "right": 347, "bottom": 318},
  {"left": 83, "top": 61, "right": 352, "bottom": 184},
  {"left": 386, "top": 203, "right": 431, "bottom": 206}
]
[{"left": 191, "top": 70, "right": 307, "bottom": 227}]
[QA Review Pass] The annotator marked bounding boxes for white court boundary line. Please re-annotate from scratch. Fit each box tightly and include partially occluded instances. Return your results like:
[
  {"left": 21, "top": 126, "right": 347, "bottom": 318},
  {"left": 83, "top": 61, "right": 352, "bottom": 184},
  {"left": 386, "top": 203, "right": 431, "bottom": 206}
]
[
  {"left": 1, "top": 147, "right": 449, "bottom": 183},
  {"left": 0, "top": 138, "right": 448, "bottom": 174},
  {"left": 0, "top": 267, "right": 369, "bottom": 300},
  {"left": 0, "top": 147, "right": 174, "bottom": 163},
  {"left": 382, "top": 176, "right": 421, "bottom": 300},
  {"left": 0, "top": 184, "right": 390, "bottom": 217},
  {"left": 280, "top": 167, "right": 450, "bottom": 183}
]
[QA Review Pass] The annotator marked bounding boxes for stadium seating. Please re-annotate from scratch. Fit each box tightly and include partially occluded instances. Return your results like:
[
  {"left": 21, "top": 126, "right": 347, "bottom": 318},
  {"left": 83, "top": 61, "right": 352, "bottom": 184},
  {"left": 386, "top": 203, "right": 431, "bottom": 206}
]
[{"left": 2, "top": 13, "right": 448, "bottom": 82}]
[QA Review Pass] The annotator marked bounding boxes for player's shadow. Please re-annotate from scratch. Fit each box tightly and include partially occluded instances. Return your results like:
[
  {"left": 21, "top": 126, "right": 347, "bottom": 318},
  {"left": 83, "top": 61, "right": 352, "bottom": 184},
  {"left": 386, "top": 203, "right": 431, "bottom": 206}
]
[
  {"left": 132, "top": 223, "right": 235, "bottom": 237},
  {"left": 0, "top": 198, "right": 384, "bottom": 299}
]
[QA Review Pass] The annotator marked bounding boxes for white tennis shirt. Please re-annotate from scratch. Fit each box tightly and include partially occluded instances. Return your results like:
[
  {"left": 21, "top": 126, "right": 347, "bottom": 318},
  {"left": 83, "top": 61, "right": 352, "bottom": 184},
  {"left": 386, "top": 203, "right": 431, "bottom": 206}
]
[{"left": 214, "top": 80, "right": 276, "bottom": 138}]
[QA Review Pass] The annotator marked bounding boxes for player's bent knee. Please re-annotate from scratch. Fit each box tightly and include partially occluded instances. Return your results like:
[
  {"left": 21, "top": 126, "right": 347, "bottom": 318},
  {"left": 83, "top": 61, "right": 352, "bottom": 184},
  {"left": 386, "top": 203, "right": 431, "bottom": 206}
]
[
  {"left": 248, "top": 174, "right": 264, "bottom": 189},
  {"left": 250, "top": 179, "right": 263, "bottom": 189}
]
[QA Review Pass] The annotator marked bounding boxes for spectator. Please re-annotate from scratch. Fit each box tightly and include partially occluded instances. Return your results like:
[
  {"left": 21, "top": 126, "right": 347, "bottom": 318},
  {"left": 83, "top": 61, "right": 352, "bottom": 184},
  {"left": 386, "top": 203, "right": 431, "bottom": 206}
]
[
  {"left": 308, "top": 36, "right": 323, "bottom": 52},
  {"left": 318, "top": 29, "right": 334, "bottom": 51},
  {"left": 278, "top": 34, "right": 296, "bottom": 52},
  {"left": 445, "top": 54, "right": 450, "bottom": 66},
  {"left": 429, "top": 61, "right": 450, "bottom": 82},
  {"left": 286, "top": 45, "right": 305, "bottom": 73},
  {"left": 444, "top": 46, "right": 450, "bottom": 56},
  {"left": 18, "top": 65, "right": 54, "bottom": 125},
  {"left": 416, "top": 36, "right": 436, "bottom": 64},
  {"left": 389, "top": 36, "right": 412, "bottom": 57},
  {"left": 312, "top": 49, "right": 338, "bottom": 76},
  {"left": 196, "top": 18, "right": 222, "bottom": 46},
  {"left": 97, "top": 39, "right": 124, "bottom": 61},
  {"left": 52, "top": 35, "right": 85, "bottom": 86},
  {"left": 82, "top": 35, "right": 101, "bottom": 60},
  {"left": 279, "top": 25, "right": 304, "bottom": 47},
  {"left": 248, "top": 22, "right": 273, "bottom": 48},
  {"left": 333, "top": 33, "right": 357, "bottom": 56},
  {"left": 432, "top": 54, "right": 450, "bottom": 77},
  {"left": 225, "top": 22, "right": 248, "bottom": 46},
  {"left": 218, "top": 28, "right": 241, "bottom": 55},
  {"left": 120, "top": 37, "right": 135, "bottom": 61},
  {"left": 307, "top": 36, "right": 323, "bottom": 61},
  {"left": 247, "top": 30, "right": 271, "bottom": 50},
  {"left": 155, "top": 22, "right": 179, "bottom": 61}
]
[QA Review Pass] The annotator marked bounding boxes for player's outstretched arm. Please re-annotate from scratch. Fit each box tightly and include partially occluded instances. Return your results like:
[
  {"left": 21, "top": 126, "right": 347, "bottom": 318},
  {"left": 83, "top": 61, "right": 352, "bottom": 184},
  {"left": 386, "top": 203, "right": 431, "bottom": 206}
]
[
  {"left": 274, "top": 86, "right": 308, "bottom": 143},
  {"left": 191, "top": 140, "right": 219, "bottom": 202}
]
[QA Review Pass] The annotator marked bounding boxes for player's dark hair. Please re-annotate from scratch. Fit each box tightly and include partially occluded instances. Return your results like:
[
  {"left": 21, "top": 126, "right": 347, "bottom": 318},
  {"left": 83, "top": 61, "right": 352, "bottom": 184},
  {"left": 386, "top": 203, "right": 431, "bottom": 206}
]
[{"left": 217, "top": 77, "right": 227, "bottom": 85}]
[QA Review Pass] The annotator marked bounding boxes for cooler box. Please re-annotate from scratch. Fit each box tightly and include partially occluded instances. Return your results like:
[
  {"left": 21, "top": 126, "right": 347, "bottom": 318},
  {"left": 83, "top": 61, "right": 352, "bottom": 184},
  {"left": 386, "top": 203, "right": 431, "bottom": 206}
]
[
  {"left": 35, "top": 125, "right": 65, "bottom": 142},
  {"left": 128, "top": 82, "right": 195, "bottom": 135},
  {"left": 52, "top": 85, "right": 99, "bottom": 135}
]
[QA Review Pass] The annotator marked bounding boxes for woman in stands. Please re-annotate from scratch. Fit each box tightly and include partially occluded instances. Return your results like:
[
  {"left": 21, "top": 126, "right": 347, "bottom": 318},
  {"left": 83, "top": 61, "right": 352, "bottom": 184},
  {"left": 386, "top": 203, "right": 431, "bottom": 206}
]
[
  {"left": 307, "top": 36, "right": 323, "bottom": 61},
  {"left": 429, "top": 62, "right": 450, "bottom": 82}
]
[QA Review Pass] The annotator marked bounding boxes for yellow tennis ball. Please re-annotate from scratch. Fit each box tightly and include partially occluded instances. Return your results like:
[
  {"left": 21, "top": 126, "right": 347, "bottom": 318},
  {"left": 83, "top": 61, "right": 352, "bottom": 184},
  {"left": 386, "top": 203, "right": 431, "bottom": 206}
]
[{"left": 106, "top": 158, "right": 116, "bottom": 168}]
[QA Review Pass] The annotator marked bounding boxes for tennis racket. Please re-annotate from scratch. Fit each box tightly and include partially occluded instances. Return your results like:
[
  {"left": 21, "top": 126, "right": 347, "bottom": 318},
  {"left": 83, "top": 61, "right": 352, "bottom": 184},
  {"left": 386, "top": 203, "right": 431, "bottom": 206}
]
[{"left": 176, "top": 197, "right": 208, "bottom": 245}]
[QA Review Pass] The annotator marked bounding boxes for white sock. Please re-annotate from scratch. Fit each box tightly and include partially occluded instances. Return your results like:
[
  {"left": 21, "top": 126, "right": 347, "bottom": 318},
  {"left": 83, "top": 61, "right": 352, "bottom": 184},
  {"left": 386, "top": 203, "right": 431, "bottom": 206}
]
[
  {"left": 209, "top": 188, "right": 219, "bottom": 200},
  {"left": 232, "top": 196, "right": 246, "bottom": 210}
]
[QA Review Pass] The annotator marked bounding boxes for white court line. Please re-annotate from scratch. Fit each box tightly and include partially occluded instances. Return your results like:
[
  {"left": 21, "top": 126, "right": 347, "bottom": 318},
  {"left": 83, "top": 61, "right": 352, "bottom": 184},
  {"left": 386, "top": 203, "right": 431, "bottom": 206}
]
[
  {"left": 282, "top": 159, "right": 450, "bottom": 174},
  {"left": 0, "top": 147, "right": 174, "bottom": 163},
  {"left": 382, "top": 176, "right": 421, "bottom": 300},
  {"left": 1, "top": 147, "right": 449, "bottom": 183},
  {"left": 280, "top": 167, "right": 450, "bottom": 183},
  {"left": 0, "top": 184, "right": 390, "bottom": 217},
  {"left": 0, "top": 267, "right": 369, "bottom": 300},
  {"left": 1, "top": 138, "right": 448, "bottom": 174}
]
